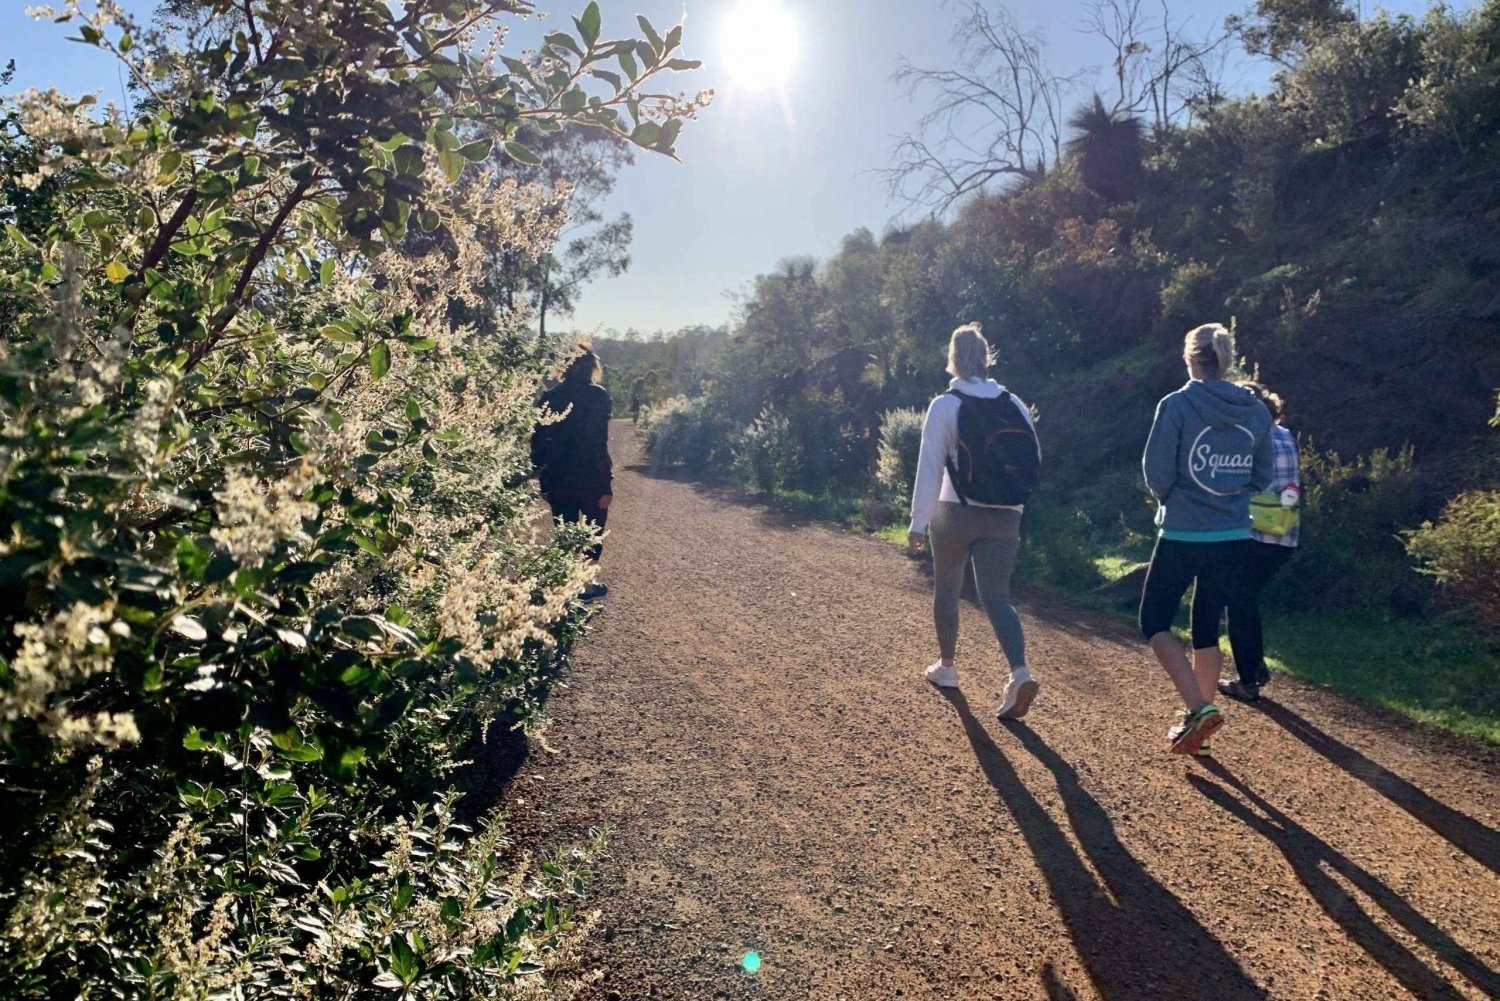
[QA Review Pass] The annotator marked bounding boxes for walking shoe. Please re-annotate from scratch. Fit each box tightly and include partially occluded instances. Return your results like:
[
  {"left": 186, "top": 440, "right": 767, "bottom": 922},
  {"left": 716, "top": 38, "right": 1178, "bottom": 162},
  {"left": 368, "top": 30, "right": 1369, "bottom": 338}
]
[
  {"left": 1195, "top": 734, "right": 1214, "bottom": 757},
  {"left": 1217, "top": 678, "right": 1260, "bottom": 703},
  {"left": 997, "top": 674, "right": 1040, "bottom": 720},
  {"left": 1168, "top": 704, "right": 1224, "bottom": 756},
  {"left": 580, "top": 582, "right": 609, "bottom": 602},
  {"left": 924, "top": 660, "right": 959, "bottom": 689}
]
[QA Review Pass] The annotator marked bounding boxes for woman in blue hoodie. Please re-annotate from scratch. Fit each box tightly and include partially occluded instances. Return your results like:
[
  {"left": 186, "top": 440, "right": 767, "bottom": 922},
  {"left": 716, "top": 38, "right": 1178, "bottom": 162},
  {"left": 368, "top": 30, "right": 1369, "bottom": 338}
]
[{"left": 1140, "top": 324, "right": 1272, "bottom": 754}]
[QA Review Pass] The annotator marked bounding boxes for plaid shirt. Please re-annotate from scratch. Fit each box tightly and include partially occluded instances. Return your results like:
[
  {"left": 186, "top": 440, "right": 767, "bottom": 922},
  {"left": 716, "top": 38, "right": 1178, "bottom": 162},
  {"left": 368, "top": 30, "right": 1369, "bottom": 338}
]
[{"left": 1253, "top": 424, "right": 1301, "bottom": 548}]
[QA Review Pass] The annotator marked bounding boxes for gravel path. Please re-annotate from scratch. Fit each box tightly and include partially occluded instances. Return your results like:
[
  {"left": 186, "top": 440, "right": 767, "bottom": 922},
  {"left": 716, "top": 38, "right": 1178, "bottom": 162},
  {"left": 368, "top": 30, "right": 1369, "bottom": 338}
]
[{"left": 507, "top": 423, "right": 1500, "bottom": 1001}]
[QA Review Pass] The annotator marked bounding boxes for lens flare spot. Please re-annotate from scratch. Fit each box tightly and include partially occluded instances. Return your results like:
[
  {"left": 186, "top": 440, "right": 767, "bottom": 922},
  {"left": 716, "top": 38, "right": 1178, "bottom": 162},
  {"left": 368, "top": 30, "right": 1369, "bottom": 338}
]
[{"left": 742, "top": 951, "right": 762, "bottom": 974}]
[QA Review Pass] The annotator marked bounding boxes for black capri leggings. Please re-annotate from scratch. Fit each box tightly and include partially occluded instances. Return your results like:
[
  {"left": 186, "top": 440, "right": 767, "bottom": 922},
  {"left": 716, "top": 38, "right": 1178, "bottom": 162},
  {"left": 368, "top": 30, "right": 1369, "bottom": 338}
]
[{"left": 1139, "top": 537, "right": 1256, "bottom": 644}]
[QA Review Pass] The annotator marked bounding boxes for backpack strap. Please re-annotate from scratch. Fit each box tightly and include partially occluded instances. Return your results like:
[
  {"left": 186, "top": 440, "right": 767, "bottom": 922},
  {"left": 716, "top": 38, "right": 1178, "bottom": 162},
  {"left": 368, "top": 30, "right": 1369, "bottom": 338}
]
[{"left": 944, "top": 389, "right": 970, "bottom": 506}]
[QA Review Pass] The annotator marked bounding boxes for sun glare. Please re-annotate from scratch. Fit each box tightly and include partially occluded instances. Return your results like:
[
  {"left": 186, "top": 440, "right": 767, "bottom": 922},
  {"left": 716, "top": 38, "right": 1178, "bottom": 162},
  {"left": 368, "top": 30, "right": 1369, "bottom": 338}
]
[{"left": 719, "top": 0, "right": 799, "bottom": 90}]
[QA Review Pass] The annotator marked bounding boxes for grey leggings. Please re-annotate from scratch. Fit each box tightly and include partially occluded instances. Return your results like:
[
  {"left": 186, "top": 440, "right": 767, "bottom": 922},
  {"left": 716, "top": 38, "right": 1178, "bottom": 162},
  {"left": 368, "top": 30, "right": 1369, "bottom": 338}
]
[{"left": 929, "top": 501, "right": 1026, "bottom": 668}]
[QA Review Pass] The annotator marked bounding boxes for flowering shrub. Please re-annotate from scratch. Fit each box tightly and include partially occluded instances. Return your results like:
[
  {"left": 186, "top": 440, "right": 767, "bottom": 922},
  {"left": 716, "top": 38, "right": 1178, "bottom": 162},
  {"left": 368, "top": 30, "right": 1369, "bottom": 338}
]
[
  {"left": 735, "top": 405, "right": 800, "bottom": 493},
  {"left": 874, "top": 407, "right": 924, "bottom": 515},
  {"left": 0, "top": 1, "right": 706, "bottom": 994},
  {"left": 1404, "top": 490, "right": 1500, "bottom": 631},
  {"left": 636, "top": 394, "right": 730, "bottom": 472}
]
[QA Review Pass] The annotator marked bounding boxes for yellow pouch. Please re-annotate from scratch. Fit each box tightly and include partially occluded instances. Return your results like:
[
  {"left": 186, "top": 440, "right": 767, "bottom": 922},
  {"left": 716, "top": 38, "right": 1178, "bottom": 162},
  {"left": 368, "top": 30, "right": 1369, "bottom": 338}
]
[{"left": 1250, "top": 492, "right": 1298, "bottom": 536}]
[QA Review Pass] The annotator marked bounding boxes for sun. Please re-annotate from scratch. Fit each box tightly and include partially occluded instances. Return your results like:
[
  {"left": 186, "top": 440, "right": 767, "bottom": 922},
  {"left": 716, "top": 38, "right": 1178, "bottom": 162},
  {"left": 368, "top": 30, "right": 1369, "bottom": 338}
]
[{"left": 719, "top": 0, "right": 799, "bottom": 90}]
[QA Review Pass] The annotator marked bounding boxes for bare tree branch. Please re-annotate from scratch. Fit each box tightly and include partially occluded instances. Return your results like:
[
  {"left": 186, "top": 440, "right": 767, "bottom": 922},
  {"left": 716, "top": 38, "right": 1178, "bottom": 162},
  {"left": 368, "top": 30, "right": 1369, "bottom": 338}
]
[
  {"left": 1079, "top": 0, "right": 1234, "bottom": 132},
  {"left": 881, "top": 1, "right": 1079, "bottom": 214}
]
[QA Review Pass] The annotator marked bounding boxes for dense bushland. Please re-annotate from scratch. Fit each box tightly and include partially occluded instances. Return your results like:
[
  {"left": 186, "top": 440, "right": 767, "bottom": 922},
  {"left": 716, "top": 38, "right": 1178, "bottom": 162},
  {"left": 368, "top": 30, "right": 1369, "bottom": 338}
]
[
  {"left": 0, "top": 1, "right": 706, "bottom": 995},
  {"left": 623, "top": 0, "right": 1500, "bottom": 635}
]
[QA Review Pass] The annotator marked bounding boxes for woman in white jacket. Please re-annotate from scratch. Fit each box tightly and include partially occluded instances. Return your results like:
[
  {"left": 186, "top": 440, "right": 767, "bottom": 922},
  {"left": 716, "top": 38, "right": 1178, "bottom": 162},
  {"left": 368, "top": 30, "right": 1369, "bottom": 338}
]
[{"left": 908, "top": 324, "right": 1039, "bottom": 721}]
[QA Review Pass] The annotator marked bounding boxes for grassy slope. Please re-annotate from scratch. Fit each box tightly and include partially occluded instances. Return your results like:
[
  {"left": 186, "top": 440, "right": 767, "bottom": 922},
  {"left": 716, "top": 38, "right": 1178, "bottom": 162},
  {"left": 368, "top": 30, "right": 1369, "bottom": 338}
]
[{"left": 1086, "top": 556, "right": 1500, "bottom": 744}]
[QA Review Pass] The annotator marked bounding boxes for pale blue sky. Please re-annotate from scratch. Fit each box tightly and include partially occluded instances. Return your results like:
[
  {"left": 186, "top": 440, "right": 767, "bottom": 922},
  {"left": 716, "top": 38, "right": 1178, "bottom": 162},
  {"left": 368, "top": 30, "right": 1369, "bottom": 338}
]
[{"left": 1, "top": 0, "right": 1457, "bottom": 336}]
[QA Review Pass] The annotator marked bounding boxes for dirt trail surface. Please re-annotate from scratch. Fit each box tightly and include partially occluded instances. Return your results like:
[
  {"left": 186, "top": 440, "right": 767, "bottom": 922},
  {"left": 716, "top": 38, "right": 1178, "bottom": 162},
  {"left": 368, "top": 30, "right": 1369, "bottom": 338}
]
[{"left": 507, "top": 423, "right": 1500, "bottom": 1001}]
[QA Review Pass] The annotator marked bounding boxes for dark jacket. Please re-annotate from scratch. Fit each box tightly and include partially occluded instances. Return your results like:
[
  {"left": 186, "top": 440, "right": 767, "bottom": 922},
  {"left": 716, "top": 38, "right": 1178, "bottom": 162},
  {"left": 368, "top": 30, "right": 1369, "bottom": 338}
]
[{"left": 531, "top": 379, "right": 613, "bottom": 497}]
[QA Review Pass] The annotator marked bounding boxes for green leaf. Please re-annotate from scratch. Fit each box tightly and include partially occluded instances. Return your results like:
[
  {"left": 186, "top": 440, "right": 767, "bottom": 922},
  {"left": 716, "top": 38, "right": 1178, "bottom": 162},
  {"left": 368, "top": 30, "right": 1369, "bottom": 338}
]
[
  {"left": 666, "top": 58, "right": 702, "bottom": 71},
  {"left": 437, "top": 146, "right": 464, "bottom": 182},
  {"left": 319, "top": 258, "right": 336, "bottom": 287},
  {"left": 618, "top": 49, "right": 638, "bottom": 81},
  {"left": 393, "top": 144, "right": 425, "bottom": 177},
  {"left": 630, "top": 122, "right": 661, "bottom": 147},
  {"left": 544, "top": 32, "right": 583, "bottom": 57},
  {"left": 320, "top": 323, "right": 358, "bottom": 343},
  {"left": 275, "top": 628, "right": 308, "bottom": 650},
  {"left": 637, "top": 15, "right": 665, "bottom": 54},
  {"left": 657, "top": 118, "right": 683, "bottom": 152},
  {"left": 271, "top": 731, "right": 323, "bottom": 763},
  {"left": 370, "top": 341, "right": 391, "bottom": 379},
  {"left": 576, "top": 2, "right": 601, "bottom": 46},
  {"left": 588, "top": 68, "right": 622, "bottom": 91},
  {"left": 458, "top": 138, "right": 493, "bottom": 162},
  {"left": 353, "top": 534, "right": 384, "bottom": 558},
  {"left": 503, "top": 142, "right": 542, "bottom": 167},
  {"left": 169, "top": 615, "right": 208, "bottom": 642}
]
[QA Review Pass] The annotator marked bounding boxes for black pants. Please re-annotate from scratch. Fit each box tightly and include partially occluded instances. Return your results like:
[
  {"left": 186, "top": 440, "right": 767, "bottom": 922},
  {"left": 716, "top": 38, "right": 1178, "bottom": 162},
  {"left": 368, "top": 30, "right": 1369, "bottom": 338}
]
[
  {"left": 1192, "top": 542, "right": 1293, "bottom": 683},
  {"left": 1139, "top": 538, "right": 1257, "bottom": 646},
  {"left": 548, "top": 493, "right": 608, "bottom": 563}
]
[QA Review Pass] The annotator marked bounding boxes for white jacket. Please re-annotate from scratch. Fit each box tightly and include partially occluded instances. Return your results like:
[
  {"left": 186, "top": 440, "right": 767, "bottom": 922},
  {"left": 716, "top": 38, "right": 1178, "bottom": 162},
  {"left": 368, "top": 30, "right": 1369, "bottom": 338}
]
[{"left": 908, "top": 377, "right": 1037, "bottom": 534}]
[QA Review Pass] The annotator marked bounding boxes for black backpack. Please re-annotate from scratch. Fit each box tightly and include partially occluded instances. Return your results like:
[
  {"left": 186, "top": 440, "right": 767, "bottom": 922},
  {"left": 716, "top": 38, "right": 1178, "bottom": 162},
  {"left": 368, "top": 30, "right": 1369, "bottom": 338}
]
[{"left": 944, "top": 390, "right": 1040, "bottom": 506}]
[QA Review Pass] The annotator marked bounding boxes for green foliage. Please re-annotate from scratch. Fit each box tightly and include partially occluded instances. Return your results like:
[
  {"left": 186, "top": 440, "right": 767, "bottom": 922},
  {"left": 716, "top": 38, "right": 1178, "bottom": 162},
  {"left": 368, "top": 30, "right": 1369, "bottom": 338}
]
[
  {"left": 1274, "top": 445, "right": 1428, "bottom": 614},
  {"left": 874, "top": 407, "right": 925, "bottom": 515},
  {"left": 1404, "top": 490, "right": 1500, "bottom": 630},
  {"left": 1280, "top": 13, "right": 1422, "bottom": 143},
  {"left": 1017, "top": 506, "right": 1103, "bottom": 591},
  {"left": 593, "top": 325, "right": 730, "bottom": 416},
  {"left": 1395, "top": 1, "right": 1500, "bottom": 153},
  {"left": 1230, "top": 0, "right": 1357, "bottom": 65},
  {"left": 1065, "top": 95, "right": 1145, "bottom": 204},
  {"left": 735, "top": 405, "right": 800, "bottom": 494},
  {"left": 636, "top": 395, "right": 730, "bottom": 472},
  {"left": 0, "top": 1, "right": 704, "bottom": 995}
]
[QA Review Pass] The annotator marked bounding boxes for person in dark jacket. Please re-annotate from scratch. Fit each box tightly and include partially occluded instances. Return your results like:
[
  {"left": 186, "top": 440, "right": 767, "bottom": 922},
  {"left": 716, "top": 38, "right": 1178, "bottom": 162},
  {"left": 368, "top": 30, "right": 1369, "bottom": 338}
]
[{"left": 532, "top": 348, "right": 613, "bottom": 601}]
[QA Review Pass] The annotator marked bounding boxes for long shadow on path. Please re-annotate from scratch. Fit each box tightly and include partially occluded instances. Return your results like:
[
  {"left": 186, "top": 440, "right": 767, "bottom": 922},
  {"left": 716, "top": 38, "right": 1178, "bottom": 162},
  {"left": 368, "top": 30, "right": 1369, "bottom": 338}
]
[
  {"left": 942, "top": 690, "right": 1265, "bottom": 1000},
  {"left": 1188, "top": 759, "right": 1500, "bottom": 1000},
  {"left": 1258, "top": 700, "right": 1500, "bottom": 877}
]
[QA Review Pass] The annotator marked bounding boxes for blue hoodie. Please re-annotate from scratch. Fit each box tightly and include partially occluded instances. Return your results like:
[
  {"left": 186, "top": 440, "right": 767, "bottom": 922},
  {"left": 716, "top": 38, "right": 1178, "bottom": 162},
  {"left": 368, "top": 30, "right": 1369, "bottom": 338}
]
[{"left": 1142, "top": 379, "right": 1273, "bottom": 541}]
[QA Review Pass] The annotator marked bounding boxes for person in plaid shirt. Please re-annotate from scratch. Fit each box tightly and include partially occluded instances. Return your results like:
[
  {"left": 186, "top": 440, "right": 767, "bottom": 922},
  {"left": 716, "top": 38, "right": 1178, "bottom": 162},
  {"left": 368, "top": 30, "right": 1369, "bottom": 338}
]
[{"left": 1193, "top": 382, "right": 1300, "bottom": 703}]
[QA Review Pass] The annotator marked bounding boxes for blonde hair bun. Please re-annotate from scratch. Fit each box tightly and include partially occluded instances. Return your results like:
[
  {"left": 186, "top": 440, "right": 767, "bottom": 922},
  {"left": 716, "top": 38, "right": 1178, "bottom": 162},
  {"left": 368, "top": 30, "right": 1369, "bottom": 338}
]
[
  {"left": 947, "top": 322, "right": 997, "bottom": 380},
  {"left": 1184, "top": 323, "right": 1235, "bottom": 378}
]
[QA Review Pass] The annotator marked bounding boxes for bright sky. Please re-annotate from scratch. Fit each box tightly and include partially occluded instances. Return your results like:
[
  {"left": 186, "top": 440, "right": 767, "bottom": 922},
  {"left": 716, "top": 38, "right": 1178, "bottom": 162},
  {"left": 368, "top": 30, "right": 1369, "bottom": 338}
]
[{"left": 0, "top": 0, "right": 1460, "bottom": 337}]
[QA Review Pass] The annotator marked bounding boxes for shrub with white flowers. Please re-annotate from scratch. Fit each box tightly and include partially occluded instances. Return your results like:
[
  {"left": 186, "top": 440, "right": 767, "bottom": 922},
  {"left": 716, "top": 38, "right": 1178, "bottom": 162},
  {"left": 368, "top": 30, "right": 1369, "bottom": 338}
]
[{"left": 0, "top": 1, "right": 708, "bottom": 995}]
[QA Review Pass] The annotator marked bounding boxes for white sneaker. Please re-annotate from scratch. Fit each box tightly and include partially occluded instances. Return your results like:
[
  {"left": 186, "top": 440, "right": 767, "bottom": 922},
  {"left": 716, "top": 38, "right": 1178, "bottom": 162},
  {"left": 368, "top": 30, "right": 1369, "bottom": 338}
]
[
  {"left": 997, "top": 674, "right": 1040, "bottom": 720},
  {"left": 924, "top": 660, "right": 959, "bottom": 688}
]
